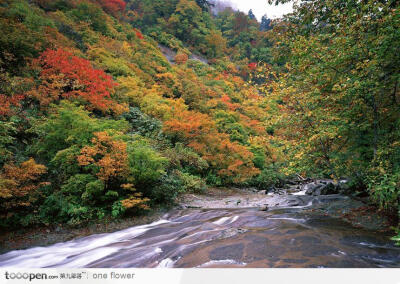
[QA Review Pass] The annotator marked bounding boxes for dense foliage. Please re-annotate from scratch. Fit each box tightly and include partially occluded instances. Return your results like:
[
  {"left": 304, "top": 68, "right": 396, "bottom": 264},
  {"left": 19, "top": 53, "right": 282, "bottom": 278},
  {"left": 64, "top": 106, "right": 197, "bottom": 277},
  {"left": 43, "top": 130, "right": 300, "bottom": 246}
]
[
  {"left": 0, "top": 0, "right": 398, "bottom": 238},
  {"left": 0, "top": 0, "right": 276, "bottom": 227},
  {"left": 259, "top": 0, "right": 399, "bottom": 224}
]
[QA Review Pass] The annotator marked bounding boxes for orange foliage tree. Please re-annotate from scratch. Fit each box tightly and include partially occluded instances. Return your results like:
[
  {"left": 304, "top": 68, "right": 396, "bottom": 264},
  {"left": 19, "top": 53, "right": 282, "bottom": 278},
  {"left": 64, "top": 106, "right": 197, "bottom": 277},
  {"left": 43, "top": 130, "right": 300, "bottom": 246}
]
[
  {"left": 77, "top": 131, "right": 149, "bottom": 210},
  {"left": 0, "top": 159, "right": 48, "bottom": 212},
  {"left": 77, "top": 131, "right": 129, "bottom": 182},
  {"left": 164, "top": 110, "right": 259, "bottom": 182},
  {"left": 174, "top": 52, "right": 189, "bottom": 64}
]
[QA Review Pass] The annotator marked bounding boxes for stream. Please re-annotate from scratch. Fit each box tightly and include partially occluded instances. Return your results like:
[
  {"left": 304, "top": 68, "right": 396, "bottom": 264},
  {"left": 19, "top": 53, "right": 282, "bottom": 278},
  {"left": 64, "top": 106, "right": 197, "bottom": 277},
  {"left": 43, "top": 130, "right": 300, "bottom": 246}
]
[{"left": 0, "top": 186, "right": 399, "bottom": 268}]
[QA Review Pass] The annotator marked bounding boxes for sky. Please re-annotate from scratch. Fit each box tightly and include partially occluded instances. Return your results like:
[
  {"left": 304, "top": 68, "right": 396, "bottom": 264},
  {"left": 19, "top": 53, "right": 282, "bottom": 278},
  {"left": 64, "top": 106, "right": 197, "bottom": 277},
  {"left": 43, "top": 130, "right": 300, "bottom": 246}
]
[{"left": 227, "top": 0, "right": 293, "bottom": 20}]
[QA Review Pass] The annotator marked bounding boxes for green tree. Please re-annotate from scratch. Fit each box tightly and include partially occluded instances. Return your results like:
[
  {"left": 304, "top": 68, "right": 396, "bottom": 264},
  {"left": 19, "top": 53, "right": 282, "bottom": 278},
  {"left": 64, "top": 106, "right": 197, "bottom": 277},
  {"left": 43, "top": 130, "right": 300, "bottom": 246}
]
[{"left": 264, "top": 0, "right": 400, "bottom": 217}]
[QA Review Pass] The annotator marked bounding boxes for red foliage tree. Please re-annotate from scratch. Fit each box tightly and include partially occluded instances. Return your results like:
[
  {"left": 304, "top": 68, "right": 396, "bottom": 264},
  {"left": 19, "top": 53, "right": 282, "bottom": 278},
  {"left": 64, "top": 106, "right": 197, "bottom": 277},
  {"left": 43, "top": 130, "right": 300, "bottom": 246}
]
[
  {"left": 98, "top": 0, "right": 126, "bottom": 17},
  {"left": 220, "top": 95, "right": 240, "bottom": 111},
  {"left": 135, "top": 29, "right": 144, "bottom": 40},
  {"left": 31, "top": 48, "right": 125, "bottom": 114},
  {"left": 0, "top": 94, "right": 24, "bottom": 117},
  {"left": 248, "top": 62, "right": 257, "bottom": 70}
]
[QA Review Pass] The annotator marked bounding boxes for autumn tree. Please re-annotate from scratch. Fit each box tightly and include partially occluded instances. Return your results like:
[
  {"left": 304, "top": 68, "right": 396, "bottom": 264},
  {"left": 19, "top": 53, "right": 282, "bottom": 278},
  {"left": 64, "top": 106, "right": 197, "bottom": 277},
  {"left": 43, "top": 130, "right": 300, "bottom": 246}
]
[
  {"left": 174, "top": 52, "right": 189, "bottom": 64},
  {"left": 0, "top": 159, "right": 48, "bottom": 218},
  {"left": 0, "top": 94, "right": 25, "bottom": 117},
  {"left": 30, "top": 48, "right": 127, "bottom": 114},
  {"left": 97, "top": 0, "right": 126, "bottom": 17},
  {"left": 164, "top": 110, "right": 259, "bottom": 182},
  {"left": 33, "top": 101, "right": 129, "bottom": 163}
]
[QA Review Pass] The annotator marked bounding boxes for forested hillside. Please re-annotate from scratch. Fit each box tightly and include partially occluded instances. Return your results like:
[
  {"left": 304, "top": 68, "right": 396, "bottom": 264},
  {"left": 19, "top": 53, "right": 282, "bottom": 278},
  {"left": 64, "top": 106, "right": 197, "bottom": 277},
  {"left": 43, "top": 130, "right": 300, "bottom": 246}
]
[{"left": 0, "top": 0, "right": 398, "bottom": 241}]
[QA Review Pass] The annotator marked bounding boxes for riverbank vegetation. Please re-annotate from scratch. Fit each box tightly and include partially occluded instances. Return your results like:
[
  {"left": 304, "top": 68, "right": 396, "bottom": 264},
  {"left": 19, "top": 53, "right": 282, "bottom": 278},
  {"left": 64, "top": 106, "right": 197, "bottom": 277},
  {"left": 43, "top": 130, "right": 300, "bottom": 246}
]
[{"left": 0, "top": 0, "right": 398, "bottom": 239}]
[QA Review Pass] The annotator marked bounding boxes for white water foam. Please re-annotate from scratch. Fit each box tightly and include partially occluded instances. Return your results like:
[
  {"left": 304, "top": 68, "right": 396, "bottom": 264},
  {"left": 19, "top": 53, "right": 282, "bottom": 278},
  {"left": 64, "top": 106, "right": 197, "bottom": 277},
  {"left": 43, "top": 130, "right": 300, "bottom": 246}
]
[
  {"left": 197, "top": 259, "right": 247, "bottom": 267},
  {"left": 212, "top": 216, "right": 239, "bottom": 225},
  {"left": 157, "top": 257, "right": 181, "bottom": 268},
  {"left": 268, "top": 217, "right": 306, "bottom": 222},
  {"left": 0, "top": 219, "right": 171, "bottom": 268},
  {"left": 293, "top": 190, "right": 307, "bottom": 195}
]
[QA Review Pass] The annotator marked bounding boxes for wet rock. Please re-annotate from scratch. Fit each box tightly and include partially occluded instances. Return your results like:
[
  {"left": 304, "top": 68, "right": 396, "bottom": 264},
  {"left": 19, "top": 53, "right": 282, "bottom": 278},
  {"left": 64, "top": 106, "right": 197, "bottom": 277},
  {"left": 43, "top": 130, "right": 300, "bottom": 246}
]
[
  {"left": 305, "top": 181, "right": 339, "bottom": 196},
  {"left": 302, "top": 245, "right": 337, "bottom": 257},
  {"left": 249, "top": 187, "right": 259, "bottom": 193},
  {"left": 216, "top": 228, "right": 248, "bottom": 240},
  {"left": 320, "top": 182, "right": 337, "bottom": 195},
  {"left": 209, "top": 243, "right": 244, "bottom": 261},
  {"left": 283, "top": 258, "right": 309, "bottom": 264},
  {"left": 311, "top": 195, "right": 348, "bottom": 205},
  {"left": 305, "top": 182, "right": 323, "bottom": 195},
  {"left": 325, "top": 259, "right": 375, "bottom": 268},
  {"left": 287, "top": 199, "right": 300, "bottom": 206},
  {"left": 285, "top": 229, "right": 301, "bottom": 235}
]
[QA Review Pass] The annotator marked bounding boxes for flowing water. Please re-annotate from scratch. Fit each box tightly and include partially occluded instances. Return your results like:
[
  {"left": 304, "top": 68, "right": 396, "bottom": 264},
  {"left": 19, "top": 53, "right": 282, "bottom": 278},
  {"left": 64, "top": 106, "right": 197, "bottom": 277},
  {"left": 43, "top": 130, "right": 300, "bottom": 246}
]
[{"left": 0, "top": 195, "right": 399, "bottom": 268}]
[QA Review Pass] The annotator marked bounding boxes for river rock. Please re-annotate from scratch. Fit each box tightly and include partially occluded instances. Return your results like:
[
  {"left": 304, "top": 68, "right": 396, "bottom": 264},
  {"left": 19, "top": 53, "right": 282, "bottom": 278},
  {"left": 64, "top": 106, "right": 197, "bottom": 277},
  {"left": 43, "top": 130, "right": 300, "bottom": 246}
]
[
  {"left": 305, "top": 181, "right": 339, "bottom": 196},
  {"left": 320, "top": 182, "right": 337, "bottom": 195},
  {"left": 249, "top": 187, "right": 259, "bottom": 193},
  {"left": 305, "top": 182, "right": 323, "bottom": 195},
  {"left": 287, "top": 199, "right": 301, "bottom": 206}
]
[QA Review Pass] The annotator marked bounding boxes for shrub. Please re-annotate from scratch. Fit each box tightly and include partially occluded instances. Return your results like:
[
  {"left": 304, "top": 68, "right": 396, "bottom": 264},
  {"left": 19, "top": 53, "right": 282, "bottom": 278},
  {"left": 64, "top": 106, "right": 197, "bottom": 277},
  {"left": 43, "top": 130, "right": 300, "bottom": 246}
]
[
  {"left": 69, "top": 2, "right": 109, "bottom": 35},
  {"left": 392, "top": 229, "right": 400, "bottom": 246},
  {"left": 0, "top": 18, "right": 45, "bottom": 74},
  {"left": 123, "top": 107, "right": 163, "bottom": 138},
  {"left": 174, "top": 52, "right": 188, "bottom": 64},
  {"left": 0, "top": 159, "right": 48, "bottom": 226},
  {"left": 368, "top": 171, "right": 399, "bottom": 212},
  {"left": 128, "top": 140, "right": 168, "bottom": 187},
  {"left": 0, "top": 122, "right": 16, "bottom": 166},
  {"left": 33, "top": 101, "right": 128, "bottom": 162},
  {"left": 164, "top": 143, "right": 208, "bottom": 174},
  {"left": 248, "top": 165, "right": 285, "bottom": 189},
  {"left": 151, "top": 172, "right": 184, "bottom": 205},
  {"left": 7, "top": 1, "right": 55, "bottom": 32},
  {"left": 178, "top": 171, "right": 207, "bottom": 193},
  {"left": 206, "top": 173, "right": 223, "bottom": 187}
]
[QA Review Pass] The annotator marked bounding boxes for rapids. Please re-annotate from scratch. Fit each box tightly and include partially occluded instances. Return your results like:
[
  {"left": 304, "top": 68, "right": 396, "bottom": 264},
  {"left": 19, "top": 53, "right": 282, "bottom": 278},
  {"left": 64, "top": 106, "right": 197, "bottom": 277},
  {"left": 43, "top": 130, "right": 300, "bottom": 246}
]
[{"left": 0, "top": 188, "right": 399, "bottom": 268}]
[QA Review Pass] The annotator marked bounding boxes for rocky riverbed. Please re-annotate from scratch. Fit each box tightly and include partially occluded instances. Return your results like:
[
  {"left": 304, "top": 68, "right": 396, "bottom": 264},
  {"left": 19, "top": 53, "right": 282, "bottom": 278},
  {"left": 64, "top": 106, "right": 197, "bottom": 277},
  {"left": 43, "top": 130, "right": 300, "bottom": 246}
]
[
  {"left": 0, "top": 180, "right": 398, "bottom": 268},
  {"left": 178, "top": 180, "right": 393, "bottom": 232}
]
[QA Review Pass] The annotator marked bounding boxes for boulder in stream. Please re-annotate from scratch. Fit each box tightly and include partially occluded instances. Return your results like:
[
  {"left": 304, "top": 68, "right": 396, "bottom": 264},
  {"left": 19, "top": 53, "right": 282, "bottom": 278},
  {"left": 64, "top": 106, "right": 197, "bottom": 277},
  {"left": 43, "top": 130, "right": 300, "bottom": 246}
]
[{"left": 305, "top": 180, "right": 339, "bottom": 196}]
